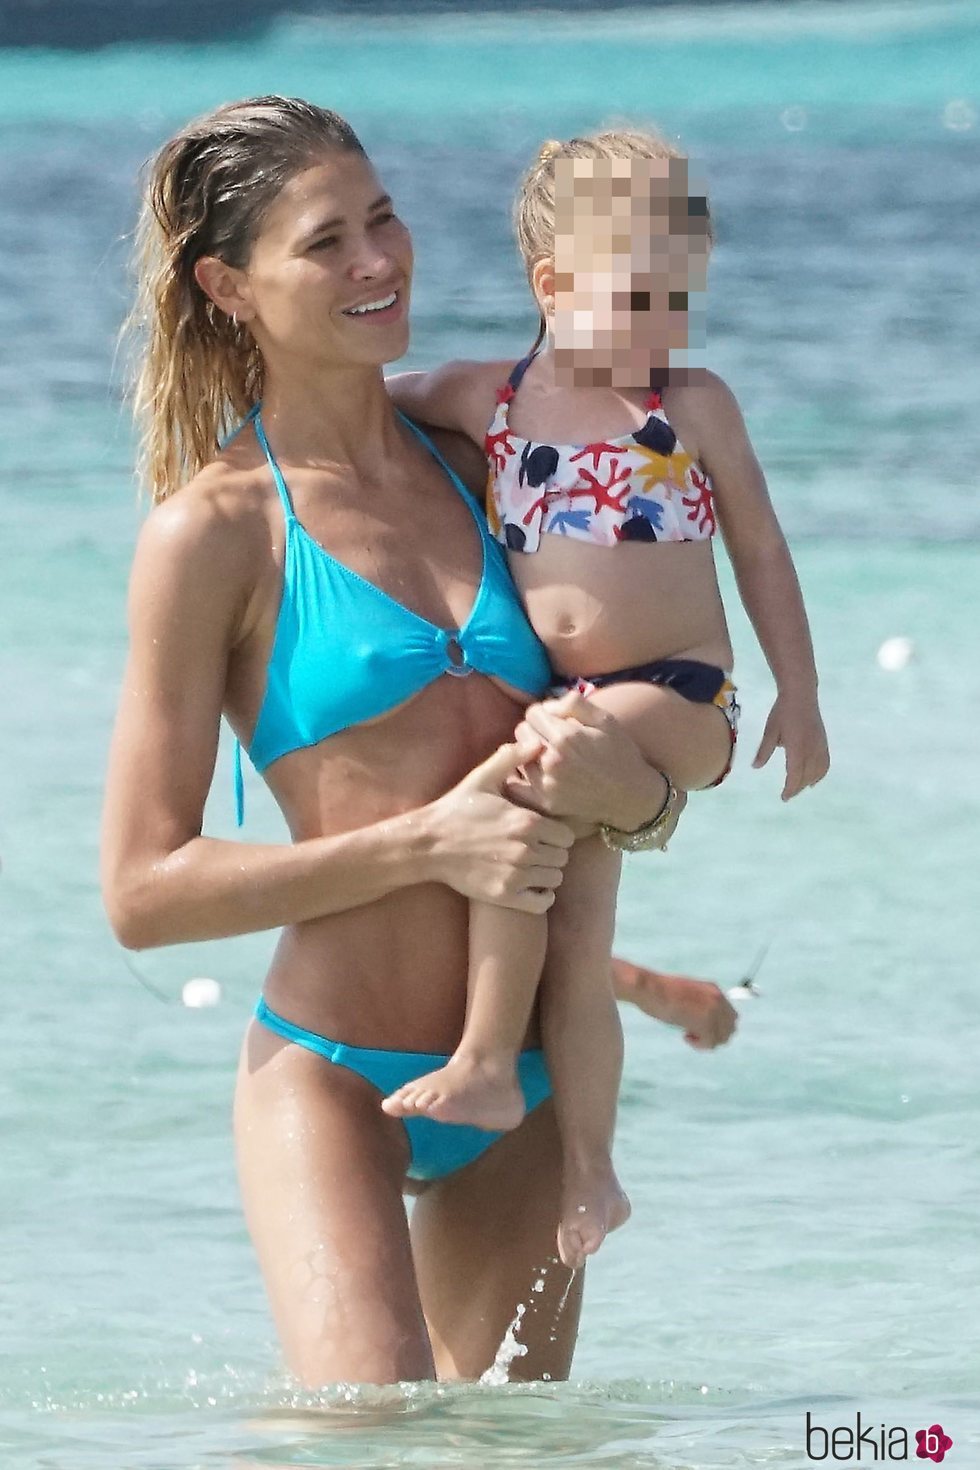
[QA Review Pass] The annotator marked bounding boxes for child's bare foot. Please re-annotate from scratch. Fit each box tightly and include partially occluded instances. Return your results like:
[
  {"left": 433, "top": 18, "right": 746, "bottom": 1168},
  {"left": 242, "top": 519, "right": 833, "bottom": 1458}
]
[
  {"left": 381, "top": 1054, "right": 526, "bottom": 1132},
  {"left": 557, "top": 1160, "right": 631, "bottom": 1270}
]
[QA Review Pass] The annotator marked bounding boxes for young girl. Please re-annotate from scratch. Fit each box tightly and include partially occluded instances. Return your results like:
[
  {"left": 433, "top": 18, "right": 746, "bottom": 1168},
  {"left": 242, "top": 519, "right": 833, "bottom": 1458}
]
[{"left": 385, "top": 128, "right": 829, "bottom": 1270}]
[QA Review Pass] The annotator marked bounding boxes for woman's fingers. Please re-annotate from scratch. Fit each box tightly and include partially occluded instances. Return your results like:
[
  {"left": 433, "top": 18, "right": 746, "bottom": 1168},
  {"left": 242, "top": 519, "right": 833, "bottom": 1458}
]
[
  {"left": 518, "top": 702, "right": 575, "bottom": 747},
  {"left": 510, "top": 888, "right": 557, "bottom": 915},
  {"left": 539, "top": 690, "right": 609, "bottom": 728},
  {"left": 463, "top": 732, "right": 554, "bottom": 796},
  {"left": 517, "top": 864, "right": 567, "bottom": 893},
  {"left": 462, "top": 741, "right": 520, "bottom": 791},
  {"left": 521, "top": 814, "right": 575, "bottom": 854}
]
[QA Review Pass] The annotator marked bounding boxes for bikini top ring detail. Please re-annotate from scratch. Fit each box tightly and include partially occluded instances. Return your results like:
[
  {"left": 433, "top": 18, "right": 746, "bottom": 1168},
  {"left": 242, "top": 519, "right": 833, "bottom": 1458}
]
[{"left": 228, "top": 406, "right": 551, "bottom": 824}]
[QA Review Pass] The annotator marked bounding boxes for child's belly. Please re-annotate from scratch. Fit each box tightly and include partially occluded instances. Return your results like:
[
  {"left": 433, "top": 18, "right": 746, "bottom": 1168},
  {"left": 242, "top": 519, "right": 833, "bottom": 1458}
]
[{"left": 509, "top": 534, "right": 734, "bottom": 678}]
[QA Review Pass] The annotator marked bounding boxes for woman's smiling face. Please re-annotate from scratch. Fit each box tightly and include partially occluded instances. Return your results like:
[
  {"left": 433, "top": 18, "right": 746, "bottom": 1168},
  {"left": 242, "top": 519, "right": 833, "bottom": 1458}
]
[{"left": 229, "top": 149, "right": 414, "bottom": 371}]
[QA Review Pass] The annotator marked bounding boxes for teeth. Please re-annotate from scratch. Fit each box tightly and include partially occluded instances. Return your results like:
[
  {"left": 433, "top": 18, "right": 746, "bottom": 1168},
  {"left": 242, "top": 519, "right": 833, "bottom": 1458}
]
[{"left": 345, "top": 292, "right": 397, "bottom": 316}]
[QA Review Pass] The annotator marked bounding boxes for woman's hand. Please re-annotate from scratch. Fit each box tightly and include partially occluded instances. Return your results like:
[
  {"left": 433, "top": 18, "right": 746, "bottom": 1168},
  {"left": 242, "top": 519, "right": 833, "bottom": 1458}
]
[
  {"left": 424, "top": 741, "right": 575, "bottom": 913},
  {"left": 753, "top": 691, "right": 830, "bottom": 800},
  {"left": 503, "top": 690, "right": 687, "bottom": 838}
]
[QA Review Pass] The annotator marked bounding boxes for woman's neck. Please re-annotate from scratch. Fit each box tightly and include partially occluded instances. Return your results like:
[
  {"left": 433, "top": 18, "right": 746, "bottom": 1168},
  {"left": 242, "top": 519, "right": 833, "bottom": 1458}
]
[{"left": 258, "top": 363, "right": 401, "bottom": 467}]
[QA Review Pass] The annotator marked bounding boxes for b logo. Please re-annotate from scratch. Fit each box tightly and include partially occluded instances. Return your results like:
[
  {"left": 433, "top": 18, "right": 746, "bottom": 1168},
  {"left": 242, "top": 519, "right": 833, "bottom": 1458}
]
[{"left": 916, "top": 1424, "right": 953, "bottom": 1463}]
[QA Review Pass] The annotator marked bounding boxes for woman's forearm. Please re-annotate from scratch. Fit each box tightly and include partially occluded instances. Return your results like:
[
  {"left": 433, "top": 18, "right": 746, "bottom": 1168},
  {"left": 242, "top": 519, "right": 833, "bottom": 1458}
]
[
  {"left": 108, "top": 813, "right": 434, "bottom": 950},
  {"left": 107, "top": 740, "right": 569, "bottom": 949}
]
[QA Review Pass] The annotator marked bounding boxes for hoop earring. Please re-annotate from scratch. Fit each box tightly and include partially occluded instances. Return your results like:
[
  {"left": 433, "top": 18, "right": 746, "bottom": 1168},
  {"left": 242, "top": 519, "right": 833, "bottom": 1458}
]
[{"left": 230, "top": 312, "right": 239, "bottom": 329}]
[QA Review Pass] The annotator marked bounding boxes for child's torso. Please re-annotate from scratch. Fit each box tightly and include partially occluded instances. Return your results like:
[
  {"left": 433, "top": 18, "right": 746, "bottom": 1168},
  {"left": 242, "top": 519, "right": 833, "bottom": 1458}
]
[{"left": 483, "top": 351, "right": 732, "bottom": 676}]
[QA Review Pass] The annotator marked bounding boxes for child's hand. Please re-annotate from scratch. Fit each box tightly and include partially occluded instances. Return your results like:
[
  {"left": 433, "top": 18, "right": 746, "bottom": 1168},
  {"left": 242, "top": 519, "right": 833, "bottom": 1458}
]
[{"left": 752, "top": 693, "right": 830, "bottom": 800}]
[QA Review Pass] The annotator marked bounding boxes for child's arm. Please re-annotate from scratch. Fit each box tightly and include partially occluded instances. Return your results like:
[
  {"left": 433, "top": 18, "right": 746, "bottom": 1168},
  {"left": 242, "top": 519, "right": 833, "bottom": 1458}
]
[
  {"left": 386, "top": 359, "right": 504, "bottom": 446},
  {"left": 694, "top": 372, "right": 830, "bottom": 801}
]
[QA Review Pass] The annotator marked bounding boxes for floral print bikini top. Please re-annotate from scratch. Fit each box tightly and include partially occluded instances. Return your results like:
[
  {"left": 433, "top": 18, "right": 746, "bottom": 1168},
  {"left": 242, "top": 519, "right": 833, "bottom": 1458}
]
[{"left": 484, "top": 348, "right": 716, "bottom": 553}]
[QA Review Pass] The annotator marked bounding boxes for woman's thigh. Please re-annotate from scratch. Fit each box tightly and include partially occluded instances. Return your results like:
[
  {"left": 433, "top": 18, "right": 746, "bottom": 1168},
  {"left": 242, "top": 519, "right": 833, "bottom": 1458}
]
[
  {"left": 234, "top": 1020, "right": 435, "bottom": 1387},
  {"left": 411, "top": 1098, "right": 584, "bottom": 1382}
]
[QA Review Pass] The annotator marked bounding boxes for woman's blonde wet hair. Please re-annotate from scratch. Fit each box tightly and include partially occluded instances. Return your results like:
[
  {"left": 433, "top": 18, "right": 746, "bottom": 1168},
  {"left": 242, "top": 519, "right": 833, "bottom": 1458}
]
[
  {"left": 514, "top": 126, "right": 713, "bottom": 350},
  {"left": 127, "top": 95, "right": 366, "bottom": 503}
]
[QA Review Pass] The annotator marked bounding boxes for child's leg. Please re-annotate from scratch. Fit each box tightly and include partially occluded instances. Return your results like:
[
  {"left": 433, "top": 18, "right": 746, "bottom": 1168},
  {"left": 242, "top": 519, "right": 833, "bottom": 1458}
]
[
  {"left": 382, "top": 686, "right": 729, "bottom": 1138},
  {"left": 539, "top": 832, "right": 631, "bottom": 1270},
  {"left": 589, "top": 681, "right": 734, "bottom": 791},
  {"left": 539, "top": 679, "right": 732, "bottom": 1268},
  {"left": 382, "top": 904, "right": 546, "bottom": 1132}
]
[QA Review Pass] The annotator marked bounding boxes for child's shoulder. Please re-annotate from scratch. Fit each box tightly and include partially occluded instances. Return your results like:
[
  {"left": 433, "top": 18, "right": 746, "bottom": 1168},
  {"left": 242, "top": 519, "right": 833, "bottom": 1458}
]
[
  {"left": 665, "top": 366, "right": 740, "bottom": 410},
  {"left": 665, "top": 368, "right": 749, "bottom": 463}
]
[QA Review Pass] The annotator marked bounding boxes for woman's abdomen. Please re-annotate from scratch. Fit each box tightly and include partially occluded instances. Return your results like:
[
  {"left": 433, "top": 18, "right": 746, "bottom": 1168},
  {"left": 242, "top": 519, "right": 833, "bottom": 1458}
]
[{"left": 260, "top": 671, "right": 536, "bottom": 1054}]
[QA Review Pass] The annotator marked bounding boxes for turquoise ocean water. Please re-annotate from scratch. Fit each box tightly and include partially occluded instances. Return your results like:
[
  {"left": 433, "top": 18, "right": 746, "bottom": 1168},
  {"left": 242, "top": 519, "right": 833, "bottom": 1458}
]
[{"left": 2, "top": 3, "right": 979, "bottom": 1465}]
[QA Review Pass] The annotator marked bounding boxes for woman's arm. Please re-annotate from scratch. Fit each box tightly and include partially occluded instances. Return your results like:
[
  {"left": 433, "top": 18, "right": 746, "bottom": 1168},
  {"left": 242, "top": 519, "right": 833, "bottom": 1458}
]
[
  {"left": 693, "top": 372, "right": 830, "bottom": 800},
  {"left": 386, "top": 360, "right": 503, "bottom": 446},
  {"left": 101, "top": 489, "right": 573, "bottom": 950},
  {"left": 504, "top": 692, "right": 685, "bottom": 836}
]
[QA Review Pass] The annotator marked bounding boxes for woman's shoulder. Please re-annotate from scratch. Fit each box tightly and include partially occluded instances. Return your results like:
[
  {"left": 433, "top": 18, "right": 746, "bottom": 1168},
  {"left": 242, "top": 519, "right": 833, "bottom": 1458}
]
[
  {"left": 146, "top": 450, "right": 271, "bottom": 547},
  {"left": 132, "top": 457, "right": 272, "bottom": 620}
]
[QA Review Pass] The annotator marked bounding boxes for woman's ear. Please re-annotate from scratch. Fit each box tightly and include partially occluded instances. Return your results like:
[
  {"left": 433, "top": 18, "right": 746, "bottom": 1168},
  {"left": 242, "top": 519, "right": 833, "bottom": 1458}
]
[{"left": 193, "top": 255, "right": 255, "bottom": 324}]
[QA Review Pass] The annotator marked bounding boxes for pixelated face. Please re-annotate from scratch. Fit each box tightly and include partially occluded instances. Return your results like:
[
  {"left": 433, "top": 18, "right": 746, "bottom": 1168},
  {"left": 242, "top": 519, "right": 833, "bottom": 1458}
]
[{"left": 548, "top": 155, "right": 709, "bottom": 387}]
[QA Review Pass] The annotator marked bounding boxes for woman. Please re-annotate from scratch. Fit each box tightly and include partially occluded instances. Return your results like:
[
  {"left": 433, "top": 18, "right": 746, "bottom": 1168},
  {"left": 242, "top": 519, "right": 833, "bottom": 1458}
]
[{"left": 102, "top": 96, "right": 728, "bottom": 1387}]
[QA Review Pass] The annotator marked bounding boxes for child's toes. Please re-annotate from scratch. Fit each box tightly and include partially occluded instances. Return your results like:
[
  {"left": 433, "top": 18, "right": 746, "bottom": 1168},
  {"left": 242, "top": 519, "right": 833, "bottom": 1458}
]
[{"left": 382, "top": 1085, "right": 419, "bottom": 1116}]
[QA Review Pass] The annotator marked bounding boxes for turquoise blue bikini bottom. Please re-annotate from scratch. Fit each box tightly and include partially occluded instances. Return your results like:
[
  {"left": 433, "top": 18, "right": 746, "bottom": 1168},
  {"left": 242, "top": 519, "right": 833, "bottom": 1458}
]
[{"left": 253, "top": 997, "right": 552, "bottom": 1182}]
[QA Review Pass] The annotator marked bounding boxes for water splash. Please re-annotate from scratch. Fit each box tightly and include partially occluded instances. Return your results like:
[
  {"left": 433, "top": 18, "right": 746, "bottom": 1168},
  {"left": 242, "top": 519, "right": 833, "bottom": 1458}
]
[
  {"left": 479, "top": 1302, "right": 528, "bottom": 1387},
  {"left": 480, "top": 1258, "right": 581, "bottom": 1384}
]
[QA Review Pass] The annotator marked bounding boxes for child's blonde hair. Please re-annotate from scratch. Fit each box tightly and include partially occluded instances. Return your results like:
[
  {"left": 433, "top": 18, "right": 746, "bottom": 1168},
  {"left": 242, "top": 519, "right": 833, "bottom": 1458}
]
[{"left": 513, "top": 126, "right": 713, "bottom": 349}]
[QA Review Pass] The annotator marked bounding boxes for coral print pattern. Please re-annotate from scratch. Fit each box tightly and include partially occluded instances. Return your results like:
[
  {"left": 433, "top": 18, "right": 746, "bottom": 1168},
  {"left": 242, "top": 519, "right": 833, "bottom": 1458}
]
[{"left": 485, "top": 352, "right": 716, "bottom": 554}]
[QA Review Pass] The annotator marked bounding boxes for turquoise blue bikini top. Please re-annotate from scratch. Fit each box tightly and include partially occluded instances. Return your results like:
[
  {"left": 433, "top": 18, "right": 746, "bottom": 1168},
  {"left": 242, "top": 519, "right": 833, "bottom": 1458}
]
[{"left": 230, "top": 406, "right": 551, "bottom": 824}]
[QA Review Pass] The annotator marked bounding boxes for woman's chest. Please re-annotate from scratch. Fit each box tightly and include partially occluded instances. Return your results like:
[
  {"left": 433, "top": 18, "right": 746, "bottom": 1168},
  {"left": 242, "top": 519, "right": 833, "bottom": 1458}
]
[{"left": 290, "top": 472, "right": 486, "bottom": 630}]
